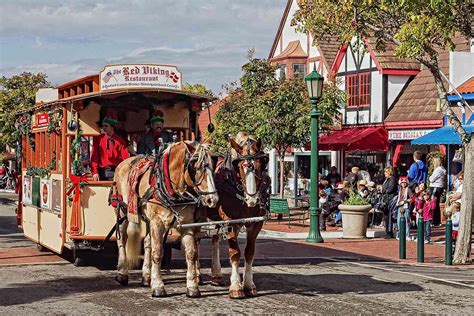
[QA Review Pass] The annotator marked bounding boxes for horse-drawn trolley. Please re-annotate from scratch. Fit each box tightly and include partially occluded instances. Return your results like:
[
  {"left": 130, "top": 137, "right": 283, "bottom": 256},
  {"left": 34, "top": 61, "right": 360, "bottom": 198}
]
[{"left": 16, "top": 64, "right": 214, "bottom": 265}]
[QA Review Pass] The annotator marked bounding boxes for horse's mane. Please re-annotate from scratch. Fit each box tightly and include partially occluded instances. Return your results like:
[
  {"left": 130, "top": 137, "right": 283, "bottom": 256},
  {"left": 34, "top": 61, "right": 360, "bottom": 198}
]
[{"left": 230, "top": 131, "right": 257, "bottom": 160}]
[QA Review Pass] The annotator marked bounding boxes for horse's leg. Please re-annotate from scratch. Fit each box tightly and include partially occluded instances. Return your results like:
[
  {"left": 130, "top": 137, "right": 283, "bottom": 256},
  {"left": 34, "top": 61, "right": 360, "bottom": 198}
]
[
  {"left": 243, "top": 221, "right": 263, "bottom": 297},
  {"left": 150, "top": 217, "right": 167, "bottom": 297},
  {"left": 182, "top": 230, "right": 201, "bottom": 298},
  {"left": 210, "top": 234, "right": 224, "bottom": 286},
  {"left": 228, "top": 225, "right": 244, "bottom": 299},
  {"left": 195, "top": 239, "right": 204, "bottom": 285},
  {"left": 141, "top": 233, "right": 151, "bottom": 287},
  {"left": 115, "top": 219, "right": 129, "bottom": 286}
]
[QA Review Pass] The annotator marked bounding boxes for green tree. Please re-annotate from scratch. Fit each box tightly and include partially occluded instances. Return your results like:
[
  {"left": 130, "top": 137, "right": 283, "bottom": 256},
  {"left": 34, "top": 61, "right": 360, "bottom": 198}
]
[
  {"left": 182, "top": 82, "right": 215, "bottom": 98},
  {"left": 0, "top": 72, "right": 50, "bottom": 151},
  {"left": 293, "top": 0, "right": 473, "bottom": 263},
  {"left": 212, "top": 52, "right": 345, "bottom": 197}
]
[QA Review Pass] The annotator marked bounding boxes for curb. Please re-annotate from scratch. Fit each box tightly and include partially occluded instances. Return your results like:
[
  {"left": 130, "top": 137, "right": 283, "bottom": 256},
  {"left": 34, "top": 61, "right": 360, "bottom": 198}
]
[{"left": 259, "top": 229, "right": 386, "bottom": 239}]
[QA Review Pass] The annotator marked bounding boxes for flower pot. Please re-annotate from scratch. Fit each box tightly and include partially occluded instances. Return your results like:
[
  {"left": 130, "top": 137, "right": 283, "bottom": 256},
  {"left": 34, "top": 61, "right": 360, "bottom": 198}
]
[{"left": 338, "top": 204, "right": 372, "bottom": 239}]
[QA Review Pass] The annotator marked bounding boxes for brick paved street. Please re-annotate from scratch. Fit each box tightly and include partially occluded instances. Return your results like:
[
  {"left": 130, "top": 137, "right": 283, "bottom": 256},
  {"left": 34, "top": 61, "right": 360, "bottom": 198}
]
[{"left": 2, "top": 192, "right": 474, "bottom": 313}]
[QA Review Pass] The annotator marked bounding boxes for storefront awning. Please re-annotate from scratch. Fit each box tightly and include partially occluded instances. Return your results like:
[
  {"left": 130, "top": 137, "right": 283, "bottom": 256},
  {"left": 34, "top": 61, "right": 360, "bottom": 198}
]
[
  {"left": 411, "top": 125, "right": 474, "bottom": 145},
  {"left": 317, "top": 126, "right": 389, "bottom": 151}
]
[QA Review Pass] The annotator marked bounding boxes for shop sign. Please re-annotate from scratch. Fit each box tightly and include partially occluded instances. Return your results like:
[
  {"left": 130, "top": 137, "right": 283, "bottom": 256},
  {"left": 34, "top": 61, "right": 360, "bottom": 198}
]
[
  {"left": 388, "top": 129, "right": 434, "bottom": 140},
  {"left": 34, "top": 113, "right": 49, "bottom": 128},
  {"left": 99, "top": 64, "right": 182, "bottom": 91}
]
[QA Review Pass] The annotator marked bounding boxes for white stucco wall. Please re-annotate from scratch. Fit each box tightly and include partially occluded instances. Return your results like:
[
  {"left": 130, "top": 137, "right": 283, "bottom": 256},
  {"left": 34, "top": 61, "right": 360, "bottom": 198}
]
[
  {"left": 370, "top": 71, "right": 383, "bottom": 123},
  {"left": 281, "top": 0, "right": 308, "bottom": 56},
  {"left": 449, "top": 51, "right": 474, "bottom": 88},
  {"left": 387, "top": 75, "right": 411, "bottom": 109}
]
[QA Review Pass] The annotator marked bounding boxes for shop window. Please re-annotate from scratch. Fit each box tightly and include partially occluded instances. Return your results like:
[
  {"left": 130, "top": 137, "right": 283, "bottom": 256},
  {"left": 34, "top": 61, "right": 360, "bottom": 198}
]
[
  {"left": 346, "top": 73, "right": 371, "bottom": 107},
  {"left": 292, "top": 64, "right": 306, "bottom": 79}
]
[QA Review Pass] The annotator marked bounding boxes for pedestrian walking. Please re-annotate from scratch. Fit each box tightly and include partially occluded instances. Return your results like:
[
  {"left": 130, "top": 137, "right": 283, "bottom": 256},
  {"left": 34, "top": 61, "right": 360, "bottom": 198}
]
[{"left": 396, "top": 177, "right": 410, "bottom": 240}]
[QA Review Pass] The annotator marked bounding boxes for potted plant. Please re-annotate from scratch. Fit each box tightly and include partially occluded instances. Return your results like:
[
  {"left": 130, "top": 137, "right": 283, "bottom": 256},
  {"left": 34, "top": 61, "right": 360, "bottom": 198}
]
[{"left": 338, "top": 193, "right": 372, "bottom": 239}]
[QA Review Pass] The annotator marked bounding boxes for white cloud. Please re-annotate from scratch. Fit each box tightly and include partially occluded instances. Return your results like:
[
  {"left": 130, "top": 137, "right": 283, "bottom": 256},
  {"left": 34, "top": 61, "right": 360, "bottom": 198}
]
[{"left": 0, "top": 0, "right": 287, "bottom": 93}]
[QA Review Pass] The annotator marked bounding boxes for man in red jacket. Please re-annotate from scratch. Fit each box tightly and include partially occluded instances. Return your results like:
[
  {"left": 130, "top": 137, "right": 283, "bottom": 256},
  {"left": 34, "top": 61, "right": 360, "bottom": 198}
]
[{"left": 91, "top": 111, "right": 129, "bottom": 181}]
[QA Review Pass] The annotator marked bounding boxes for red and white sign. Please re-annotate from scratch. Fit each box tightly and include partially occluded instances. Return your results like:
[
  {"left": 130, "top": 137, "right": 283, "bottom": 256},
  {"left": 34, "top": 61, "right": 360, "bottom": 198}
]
[
  {"left": 99, "top": 64, "right": 182, "bottom": 91},
  {"left": 34, "top": 113, "right": 49, "bottom": 128},
  {"left": 388, "top": 129, "right": 434, "bottom": 140}
]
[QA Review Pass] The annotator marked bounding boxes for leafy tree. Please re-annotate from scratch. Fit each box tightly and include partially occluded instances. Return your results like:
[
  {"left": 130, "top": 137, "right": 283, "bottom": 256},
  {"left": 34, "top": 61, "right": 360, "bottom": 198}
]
[
  {"left": 182, "top": 82, "right": 215, "bottom": 98},
  {"left": 0, "top": 72, "right": 50, "bottom": 151},
  {"left": 212, "top": 52, "right": 345, "bottom": 197},
  {"left": 293, "top": 0, "right": 473, "bottom": 263}
]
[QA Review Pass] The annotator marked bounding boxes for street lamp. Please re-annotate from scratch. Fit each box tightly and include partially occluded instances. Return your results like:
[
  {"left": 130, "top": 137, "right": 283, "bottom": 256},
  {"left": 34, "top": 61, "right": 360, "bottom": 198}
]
[{"left": 305, "top": 66, "right": 324, "bottom": 243}]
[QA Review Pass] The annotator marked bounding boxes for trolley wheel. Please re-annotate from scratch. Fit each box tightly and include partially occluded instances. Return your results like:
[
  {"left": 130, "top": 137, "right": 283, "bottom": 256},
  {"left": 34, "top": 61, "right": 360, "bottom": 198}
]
[
  {"left": 73, "top": 248, "right": 88, "bottom": 267},
  {"left": 37, "top": 243, "right": 48, "bottom": 252}
]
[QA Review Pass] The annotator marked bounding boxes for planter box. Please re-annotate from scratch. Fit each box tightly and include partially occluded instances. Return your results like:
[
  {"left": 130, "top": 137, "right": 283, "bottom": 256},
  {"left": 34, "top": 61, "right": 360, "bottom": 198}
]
[{"left": 338, "top": 204, "right": 372, "bottom": 239}]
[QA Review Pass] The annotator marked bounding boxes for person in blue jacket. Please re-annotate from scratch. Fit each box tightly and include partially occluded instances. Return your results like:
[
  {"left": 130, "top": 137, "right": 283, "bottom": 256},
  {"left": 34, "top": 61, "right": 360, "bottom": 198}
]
[{"left": 407, "top": 150, "right": 427, "bottom": 192}]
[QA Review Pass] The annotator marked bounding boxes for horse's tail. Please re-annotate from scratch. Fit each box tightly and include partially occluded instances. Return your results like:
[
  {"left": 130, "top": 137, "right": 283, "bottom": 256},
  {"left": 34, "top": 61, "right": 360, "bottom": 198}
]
[{"left": 125, "top": 220, "right": 142, "bottom": 269}]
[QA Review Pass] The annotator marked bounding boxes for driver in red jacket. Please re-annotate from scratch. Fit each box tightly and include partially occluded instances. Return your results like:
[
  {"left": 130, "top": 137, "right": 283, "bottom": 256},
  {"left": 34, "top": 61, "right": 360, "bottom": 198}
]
[{"left": 91, "top": 111, "right": 129, "bottom": 181}]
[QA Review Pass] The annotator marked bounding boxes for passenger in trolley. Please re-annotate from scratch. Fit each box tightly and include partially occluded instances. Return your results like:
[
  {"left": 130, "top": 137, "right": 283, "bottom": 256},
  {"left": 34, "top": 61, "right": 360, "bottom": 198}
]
[
  {"left": 91, "top": 110, "right": 130, "bottom": 181},
  {"left": 137, "top": 109, "right": 173, "bottom": 155}
]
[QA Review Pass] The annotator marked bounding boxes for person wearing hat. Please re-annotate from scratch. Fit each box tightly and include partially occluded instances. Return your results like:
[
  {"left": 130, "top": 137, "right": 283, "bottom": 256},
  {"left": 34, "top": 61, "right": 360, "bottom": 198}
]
[
  {"left": 357, "top": 179, "right": 368, "bottom": 198},
  {"left": 91, "top": 111, "right": 130, "bottom": 181},
  {"left": 381, "top": 166, "right": 398, "bottom": 238},
  {"left": 137, "top": 110, "right": 173, "bottom": 155}
]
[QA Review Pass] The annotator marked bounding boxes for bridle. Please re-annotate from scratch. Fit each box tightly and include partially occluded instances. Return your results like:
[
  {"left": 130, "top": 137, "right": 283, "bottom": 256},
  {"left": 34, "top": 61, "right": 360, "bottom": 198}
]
[
  {"left": 232, "top": 141, "right": 269, "bottom": 200},
  {"left": 184, "top": 144, "right": 217, "bottom": 198}
]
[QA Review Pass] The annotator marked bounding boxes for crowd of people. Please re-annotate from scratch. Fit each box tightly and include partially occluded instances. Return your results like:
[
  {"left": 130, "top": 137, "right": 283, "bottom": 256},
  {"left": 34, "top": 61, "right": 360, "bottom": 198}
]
[{"left": 317, "top": 150, "right": 464, "bottom": 243}]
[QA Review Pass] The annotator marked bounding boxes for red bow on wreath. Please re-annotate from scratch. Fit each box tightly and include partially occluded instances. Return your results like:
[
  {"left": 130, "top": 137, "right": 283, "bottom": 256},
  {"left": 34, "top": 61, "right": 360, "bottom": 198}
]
[{"left": 66, "top": 174, "right": 89, "bottom": 202}]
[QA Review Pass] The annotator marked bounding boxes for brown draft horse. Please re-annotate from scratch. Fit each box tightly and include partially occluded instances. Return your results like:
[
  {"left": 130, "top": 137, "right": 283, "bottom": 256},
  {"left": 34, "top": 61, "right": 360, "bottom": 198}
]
[
  {"left": 113, "top": 141, "right": 218, "bottom": 298},
  {"left": 205, "top": 132, "right": 270, "bottom": 299}
]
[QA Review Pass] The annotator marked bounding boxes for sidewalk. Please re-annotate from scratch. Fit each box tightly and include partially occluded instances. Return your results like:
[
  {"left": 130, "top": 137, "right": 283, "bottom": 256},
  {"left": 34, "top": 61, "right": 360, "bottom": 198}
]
[{"left": 261, "top": 218, "right": 474, "bottom": 267}]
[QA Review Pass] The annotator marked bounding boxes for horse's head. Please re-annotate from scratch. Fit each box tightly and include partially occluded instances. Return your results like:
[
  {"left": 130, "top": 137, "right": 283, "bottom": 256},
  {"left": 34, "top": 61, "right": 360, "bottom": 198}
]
[
  {"left": 230, "top": 133, "right": 268, "bottom": 208},
  {"left": 184, "top": 141, "right": 219, "bottom": 208}
]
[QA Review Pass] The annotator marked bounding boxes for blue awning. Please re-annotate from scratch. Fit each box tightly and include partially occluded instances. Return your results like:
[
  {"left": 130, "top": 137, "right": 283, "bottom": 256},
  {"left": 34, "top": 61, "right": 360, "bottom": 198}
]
[{"left": 411, "top": 125, "right": 474, "bottom": 145}]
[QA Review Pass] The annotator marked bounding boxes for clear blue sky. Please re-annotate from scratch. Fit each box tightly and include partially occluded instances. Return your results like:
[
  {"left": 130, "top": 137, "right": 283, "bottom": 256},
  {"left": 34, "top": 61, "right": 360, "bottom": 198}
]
[{"left": 0, "top": 0, "right": 287, "bottom": 95}]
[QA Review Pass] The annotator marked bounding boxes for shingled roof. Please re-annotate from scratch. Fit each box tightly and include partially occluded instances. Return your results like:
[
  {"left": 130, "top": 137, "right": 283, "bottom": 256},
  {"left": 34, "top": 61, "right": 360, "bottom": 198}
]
[
  {"left": 450, "top": 76, "right": 474, "bottom": 95},
  {"left": 365, "top": 37, "right": 420, "bottom": 71},
  {"left": 317, "top": 38, "right": 341, "bottom": 70},
  {"left": 385, "top": 36, "right": 471, "bottom": 124}
]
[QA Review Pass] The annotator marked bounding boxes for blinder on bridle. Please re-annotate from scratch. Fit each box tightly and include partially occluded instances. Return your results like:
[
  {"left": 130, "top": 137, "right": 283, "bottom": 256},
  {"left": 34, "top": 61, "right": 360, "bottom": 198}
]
[{"left": 232, "top": 152, "right": 269, "bottom": 173}]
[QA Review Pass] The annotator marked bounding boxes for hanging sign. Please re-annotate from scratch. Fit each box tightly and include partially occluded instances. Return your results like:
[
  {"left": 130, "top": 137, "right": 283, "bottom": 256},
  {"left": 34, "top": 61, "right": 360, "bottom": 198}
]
[
  {"left": 99, "top": 64, "right": 182, "bottom": 91},
  {"left": 33, "top": 113, "right": 50, "bottom": 128},
  {"left": 388, "top": 129, "right": 434, "bottom": 140}
]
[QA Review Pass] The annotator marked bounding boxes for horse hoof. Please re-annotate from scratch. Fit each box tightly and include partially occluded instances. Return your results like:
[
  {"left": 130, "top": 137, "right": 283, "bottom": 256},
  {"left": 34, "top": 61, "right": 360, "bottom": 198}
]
[
  {"left": 115, "top": 274, "right": 128, "bottom": 286},
  {"left": 244, "top": 287, "right": 258, "bottom": 297},
  {"left": 211, "top": 277, "right": 225, "bottom": 286},
  {"left": 229, "top": 289, "right": 245, "bottom": 299},
  {"left": 186, "top": 287, "right": 201, "bottom": 298},
  {"left": 151, "top": 288, "right": 167, "bottom": 298},
  {"left": 141, "top": 276, "right": 151, "bottom": 287}
]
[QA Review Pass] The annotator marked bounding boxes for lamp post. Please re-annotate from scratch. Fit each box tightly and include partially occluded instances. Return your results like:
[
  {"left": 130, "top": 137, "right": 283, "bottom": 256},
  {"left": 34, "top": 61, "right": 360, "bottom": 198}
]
[{"left": 305, "top": 66, "right": 324, "bottom": 243}]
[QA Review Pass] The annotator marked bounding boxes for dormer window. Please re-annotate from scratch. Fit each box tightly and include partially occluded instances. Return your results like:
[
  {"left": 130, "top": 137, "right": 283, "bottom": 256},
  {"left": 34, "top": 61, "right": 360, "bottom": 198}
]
[
  {"left": 346, "top": 73, "right": 371, "bottom": 107},
  {"left": 292, "top": 64, "right": 306, "bottom": 79}
]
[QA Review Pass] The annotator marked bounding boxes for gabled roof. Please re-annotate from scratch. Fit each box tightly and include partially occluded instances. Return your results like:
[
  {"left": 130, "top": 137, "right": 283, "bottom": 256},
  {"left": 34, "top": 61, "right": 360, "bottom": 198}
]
[
  {"left": 385, "top": 36, "right": 471, "bottom": 125},
  {"left": 268, "top": 0, "right": 341, "bottom": 70},
  {"left": 268, "top": 0, "right": 293, "bottom": 60},
  {"left": 332, "top": 37, "right": 420, "bottom": 75},
  {"left": 271, "top": 40, "right": 308, "bottom": 61},
  {"left": 450, "top": 76, "right": 474, "bottom": 95}
]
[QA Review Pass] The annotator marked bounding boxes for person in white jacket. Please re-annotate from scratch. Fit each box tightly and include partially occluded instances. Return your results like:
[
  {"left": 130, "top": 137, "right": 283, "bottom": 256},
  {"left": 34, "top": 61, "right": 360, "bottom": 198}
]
[{"left": 429, "top": 157, "right": 446, "bottom": 226}]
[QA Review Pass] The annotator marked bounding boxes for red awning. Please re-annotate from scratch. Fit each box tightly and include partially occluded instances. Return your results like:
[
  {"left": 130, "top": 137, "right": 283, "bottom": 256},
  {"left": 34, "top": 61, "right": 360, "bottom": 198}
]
[{"left": 317, "top": 126, "right": 389, "bottom": 151}]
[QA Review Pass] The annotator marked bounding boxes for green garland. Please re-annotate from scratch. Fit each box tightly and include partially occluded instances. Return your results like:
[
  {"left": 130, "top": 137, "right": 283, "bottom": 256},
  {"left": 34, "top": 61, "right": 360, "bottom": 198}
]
[
  {"left": 46, "top": 108, "right": 63, "bottom": 135},
  {"left": 13, "top": 113, "right": 33, "bottom": 143},
  {"left": 26, "top": 157, "right": 56, "bottom": 178},
  {"left": 70, "top": 121, "right": 84, "bottom": 176}
]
